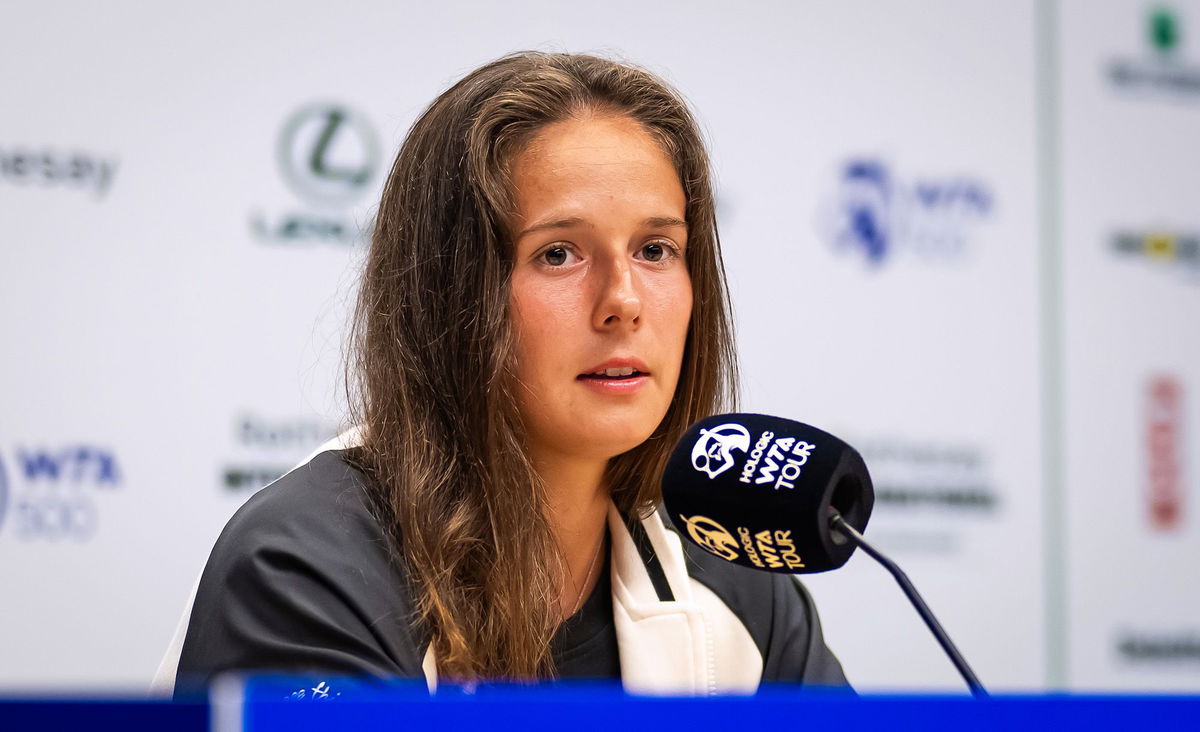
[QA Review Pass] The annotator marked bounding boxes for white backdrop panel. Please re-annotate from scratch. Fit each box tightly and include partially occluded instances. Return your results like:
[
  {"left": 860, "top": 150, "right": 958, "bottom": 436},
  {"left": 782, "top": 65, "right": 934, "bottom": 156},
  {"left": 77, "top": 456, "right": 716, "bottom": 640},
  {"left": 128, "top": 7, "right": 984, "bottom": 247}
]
[
  {"left": 1059, "top": 0, "right": 1200, "bottom": 692},
  {"left": 0, "top": 0, "right": 1078, "bottom": 694}
]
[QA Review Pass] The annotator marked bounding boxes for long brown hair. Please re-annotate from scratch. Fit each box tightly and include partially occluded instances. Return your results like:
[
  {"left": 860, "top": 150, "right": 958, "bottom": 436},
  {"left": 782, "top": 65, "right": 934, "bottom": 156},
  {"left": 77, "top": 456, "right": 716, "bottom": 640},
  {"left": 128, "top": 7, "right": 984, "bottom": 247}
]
[{"left": 347, "top": 51, "right": 737, "bottom": 681}]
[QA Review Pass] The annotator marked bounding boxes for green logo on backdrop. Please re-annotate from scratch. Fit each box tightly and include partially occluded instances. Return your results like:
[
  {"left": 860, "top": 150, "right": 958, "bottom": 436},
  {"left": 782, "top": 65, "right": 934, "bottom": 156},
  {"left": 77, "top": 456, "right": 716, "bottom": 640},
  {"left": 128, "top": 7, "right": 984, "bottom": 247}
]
[
  {"left": 1149, "top": 7, "right": 1181, "bottom": 55},
  {"left": 249, "top": 102, "right": 380, "bottom": 247},
  {"left": 1107, "top": 4, "right": 1200, "bottom": 98},
  {"left": 278, "top": 104, "right": 380, "bottom": 206}
]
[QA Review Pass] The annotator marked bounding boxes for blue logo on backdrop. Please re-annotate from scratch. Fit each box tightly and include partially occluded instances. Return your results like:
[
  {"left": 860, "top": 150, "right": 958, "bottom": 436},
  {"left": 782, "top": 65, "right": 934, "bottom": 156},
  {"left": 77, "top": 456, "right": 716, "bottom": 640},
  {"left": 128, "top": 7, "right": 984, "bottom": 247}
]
[
  {"left": 0, "top": 444, "right": 121, "bottom": 542},
  {"left": 836, "top": 161, "right": 891, "bottom": 264},
  {"left": 819, "top": 159, "right": 994, "bottom": 267}
]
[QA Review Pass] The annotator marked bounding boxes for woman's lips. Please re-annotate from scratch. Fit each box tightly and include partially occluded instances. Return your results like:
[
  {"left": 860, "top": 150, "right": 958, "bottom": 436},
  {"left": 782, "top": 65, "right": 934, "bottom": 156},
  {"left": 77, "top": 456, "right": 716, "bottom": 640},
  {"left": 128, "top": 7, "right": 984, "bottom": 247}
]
[
  {"left": 579, "top": 357, "right": 650, "bottom": 376},
  {"left": 576, "top": 372, "right": 650, "bottom": 395},
  {"left": 576, "top": 357, "right": 651, "bottom": 394}
]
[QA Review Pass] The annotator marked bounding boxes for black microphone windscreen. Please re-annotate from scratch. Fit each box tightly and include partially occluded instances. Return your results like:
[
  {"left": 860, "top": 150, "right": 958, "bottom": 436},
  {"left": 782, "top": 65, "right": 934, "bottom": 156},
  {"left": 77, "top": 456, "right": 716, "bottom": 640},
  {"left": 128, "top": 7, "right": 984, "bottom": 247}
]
[{"left": 661, "top": 413, "right": 873, "bottom": 574}]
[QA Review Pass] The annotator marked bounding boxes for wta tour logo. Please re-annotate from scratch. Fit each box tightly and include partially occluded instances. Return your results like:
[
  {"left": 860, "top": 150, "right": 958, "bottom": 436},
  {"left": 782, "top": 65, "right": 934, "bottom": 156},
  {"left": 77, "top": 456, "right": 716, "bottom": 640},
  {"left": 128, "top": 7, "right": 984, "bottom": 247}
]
[
  {"left": 678, "top": 514, "right": 740, "bottom": 561},
  {"left": 691, "top": 423, "right": 751, "bottom": 478},
  {"left": 817, "top": 159, "right": 993, "bottom": 267}
]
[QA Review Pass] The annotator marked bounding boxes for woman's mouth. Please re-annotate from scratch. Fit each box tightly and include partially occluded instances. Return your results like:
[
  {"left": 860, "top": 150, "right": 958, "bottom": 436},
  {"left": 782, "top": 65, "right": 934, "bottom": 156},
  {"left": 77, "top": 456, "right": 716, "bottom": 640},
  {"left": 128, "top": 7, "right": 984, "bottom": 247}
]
[
  {"left": 577, "top": 366, "right": 648, "bottom": 381},
  {"left": 576, "top": 362, "right": 651, "bottom": 394}
]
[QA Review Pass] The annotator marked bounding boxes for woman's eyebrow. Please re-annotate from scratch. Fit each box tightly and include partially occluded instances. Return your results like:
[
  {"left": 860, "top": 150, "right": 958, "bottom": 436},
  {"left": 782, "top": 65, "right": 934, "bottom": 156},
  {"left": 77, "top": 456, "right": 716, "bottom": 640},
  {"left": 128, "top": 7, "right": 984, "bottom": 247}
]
[
  {"left": 517, "top": 215, "right": 688, "bottom": 240},
  {"left": 643, "top": 216, "right": 687, "bottom": 231},
  {"left": 518, "top": 216, "right": 588, "bottom": 239}
]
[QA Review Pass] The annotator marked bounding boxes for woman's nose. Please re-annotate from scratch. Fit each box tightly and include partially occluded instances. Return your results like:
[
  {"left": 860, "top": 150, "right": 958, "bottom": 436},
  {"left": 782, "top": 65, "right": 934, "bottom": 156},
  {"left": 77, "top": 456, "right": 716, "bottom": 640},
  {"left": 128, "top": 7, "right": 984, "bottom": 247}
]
[{"left": 593, "top": 257, "right": 641, "bottom": 330}]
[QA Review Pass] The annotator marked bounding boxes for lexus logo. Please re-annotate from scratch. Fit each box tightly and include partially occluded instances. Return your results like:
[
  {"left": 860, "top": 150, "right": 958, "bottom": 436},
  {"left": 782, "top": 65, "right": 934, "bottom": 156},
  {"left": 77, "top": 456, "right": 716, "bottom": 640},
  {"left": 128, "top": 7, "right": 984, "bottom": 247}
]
[{"left": 278, "top": 103, "right": 380, "bottom": 206}]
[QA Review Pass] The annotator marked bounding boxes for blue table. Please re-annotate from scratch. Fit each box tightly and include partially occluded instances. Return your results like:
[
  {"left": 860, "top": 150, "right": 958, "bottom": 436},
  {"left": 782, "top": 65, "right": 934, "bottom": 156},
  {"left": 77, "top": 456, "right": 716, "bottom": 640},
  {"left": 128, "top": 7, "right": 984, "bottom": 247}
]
[{"left": 3, "top": 679, "right": 1197, "bottom": 731}]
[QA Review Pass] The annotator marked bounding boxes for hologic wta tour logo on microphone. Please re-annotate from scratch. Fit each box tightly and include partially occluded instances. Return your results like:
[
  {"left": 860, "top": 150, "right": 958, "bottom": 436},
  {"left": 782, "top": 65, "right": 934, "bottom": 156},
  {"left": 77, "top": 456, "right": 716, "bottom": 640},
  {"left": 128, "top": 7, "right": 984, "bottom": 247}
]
[
  {"left": 690, "top": 423, "right": 750, "bottom": 478},
  {"left": 738, "top": 430, "right": 817, "bottom": 491},
  {"left": 666, "top": 414, "right": 874, "bottom": 574},
  {"left": 690, "top": 421, "right": 817, "bottom": 491},
  {"left": 677, "top": 514, "right": 740, "bottom": 561}
]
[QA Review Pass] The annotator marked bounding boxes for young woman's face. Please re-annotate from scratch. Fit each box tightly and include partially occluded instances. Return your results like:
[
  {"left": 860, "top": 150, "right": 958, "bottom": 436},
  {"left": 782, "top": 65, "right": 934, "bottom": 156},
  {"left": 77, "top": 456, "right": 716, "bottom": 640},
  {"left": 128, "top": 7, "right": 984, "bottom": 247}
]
[{"left": 509, "top": 114, "right": 693, "bottom": 466}]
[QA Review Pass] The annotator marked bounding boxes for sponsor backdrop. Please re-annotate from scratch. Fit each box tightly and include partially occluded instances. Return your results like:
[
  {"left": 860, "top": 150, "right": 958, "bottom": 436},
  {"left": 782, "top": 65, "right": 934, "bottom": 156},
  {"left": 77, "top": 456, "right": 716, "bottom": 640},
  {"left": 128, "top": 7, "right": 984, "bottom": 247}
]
[
  {"left": 0, "top": 0, "right": 1194, "bottom": 693},
  {"left": 1059, "top": 0, "right": 1200, "bottom": 691}
]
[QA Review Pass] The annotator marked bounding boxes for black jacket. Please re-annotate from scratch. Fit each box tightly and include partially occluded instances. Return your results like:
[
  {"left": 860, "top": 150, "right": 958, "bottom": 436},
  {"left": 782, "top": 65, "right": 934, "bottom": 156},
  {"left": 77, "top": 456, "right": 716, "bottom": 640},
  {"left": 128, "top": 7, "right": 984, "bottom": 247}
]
[{"left": 155, "top": 448, "right": 850, "bottom": 696}]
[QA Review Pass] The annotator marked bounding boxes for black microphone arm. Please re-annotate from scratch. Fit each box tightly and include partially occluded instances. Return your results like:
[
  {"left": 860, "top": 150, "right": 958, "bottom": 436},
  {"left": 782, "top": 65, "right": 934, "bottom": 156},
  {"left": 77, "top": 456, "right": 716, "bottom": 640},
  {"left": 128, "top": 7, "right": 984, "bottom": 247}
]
[{"left": 828, "top": 509, "right": 988, "bottom": 699}]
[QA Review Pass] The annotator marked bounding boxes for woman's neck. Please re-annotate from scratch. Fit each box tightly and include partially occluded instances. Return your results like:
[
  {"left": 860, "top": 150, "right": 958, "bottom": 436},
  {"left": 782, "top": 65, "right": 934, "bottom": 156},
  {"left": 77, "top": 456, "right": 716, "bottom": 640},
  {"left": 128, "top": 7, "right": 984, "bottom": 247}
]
[{"left": 532, "top": 450, "right": 611, "bottom": 623}]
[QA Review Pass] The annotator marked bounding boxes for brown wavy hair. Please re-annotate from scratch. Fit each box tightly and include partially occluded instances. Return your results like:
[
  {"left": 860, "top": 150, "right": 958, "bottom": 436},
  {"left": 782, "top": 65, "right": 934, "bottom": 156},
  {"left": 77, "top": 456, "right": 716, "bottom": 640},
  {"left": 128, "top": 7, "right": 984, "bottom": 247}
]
[{"left": 346, "top": 51, "right": 737, "bottom": 681}]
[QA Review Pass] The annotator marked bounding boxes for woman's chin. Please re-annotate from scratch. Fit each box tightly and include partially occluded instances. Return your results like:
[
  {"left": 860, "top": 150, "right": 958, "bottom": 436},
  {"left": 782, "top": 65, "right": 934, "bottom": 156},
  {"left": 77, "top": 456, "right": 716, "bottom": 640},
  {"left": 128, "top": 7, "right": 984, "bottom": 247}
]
[
  {"left": 589, "top": 427, "right": 662, "bottom": 461},
  {"left": 536, "top": 426, "right": 657, "bottom": 464}
]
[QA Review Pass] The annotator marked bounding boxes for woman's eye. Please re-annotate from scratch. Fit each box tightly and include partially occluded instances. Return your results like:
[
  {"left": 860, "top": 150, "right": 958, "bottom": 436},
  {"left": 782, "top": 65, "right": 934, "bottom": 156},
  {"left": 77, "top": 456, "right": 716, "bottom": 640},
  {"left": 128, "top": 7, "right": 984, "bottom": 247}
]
[
  {"left": 639, "top": 241, "right": 677, "bottom": 263},
  {"left": 542, "top": 246, "right": 570, "bottom": 266}
]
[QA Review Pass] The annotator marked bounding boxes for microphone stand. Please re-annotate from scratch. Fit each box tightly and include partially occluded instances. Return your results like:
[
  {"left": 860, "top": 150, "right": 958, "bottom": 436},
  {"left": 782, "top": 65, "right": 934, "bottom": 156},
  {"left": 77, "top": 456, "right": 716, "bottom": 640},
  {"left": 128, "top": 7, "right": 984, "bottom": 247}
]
[{"left": 828, "top": 509, "right": 988, "bottom": 698}]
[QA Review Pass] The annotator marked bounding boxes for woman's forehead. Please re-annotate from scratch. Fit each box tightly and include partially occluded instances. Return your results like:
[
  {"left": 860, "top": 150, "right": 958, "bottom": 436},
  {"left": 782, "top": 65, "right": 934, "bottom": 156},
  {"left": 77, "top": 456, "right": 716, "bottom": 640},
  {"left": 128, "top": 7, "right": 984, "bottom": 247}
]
[{"left": 510, "top": 116, "right": 685, "bottom": 227}]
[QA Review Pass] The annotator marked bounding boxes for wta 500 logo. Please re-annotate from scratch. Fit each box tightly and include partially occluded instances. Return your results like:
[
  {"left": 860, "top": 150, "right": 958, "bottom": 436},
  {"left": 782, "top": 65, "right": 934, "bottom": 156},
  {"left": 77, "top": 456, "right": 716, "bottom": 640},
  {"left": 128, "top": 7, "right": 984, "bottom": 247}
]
[
  {"left": 0, "top": 444, "right": 121, "bottom": 541},
  {"left": 817, "top": 159, "right": 994, "bottom": 268}
]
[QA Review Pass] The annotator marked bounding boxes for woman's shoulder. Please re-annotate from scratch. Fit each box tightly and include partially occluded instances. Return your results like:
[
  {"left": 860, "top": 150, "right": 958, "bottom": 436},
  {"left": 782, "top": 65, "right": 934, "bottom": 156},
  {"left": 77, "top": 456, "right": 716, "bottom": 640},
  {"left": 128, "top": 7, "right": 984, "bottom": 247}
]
[
  {"left": 218, "top": 448, "right": 384, "bottom": 553},
  {"left": 201, "top": 447, "right": 407, "bottom": 614},
  {"left": 176, "top": 449, "right": 425, "bottom": 692}
]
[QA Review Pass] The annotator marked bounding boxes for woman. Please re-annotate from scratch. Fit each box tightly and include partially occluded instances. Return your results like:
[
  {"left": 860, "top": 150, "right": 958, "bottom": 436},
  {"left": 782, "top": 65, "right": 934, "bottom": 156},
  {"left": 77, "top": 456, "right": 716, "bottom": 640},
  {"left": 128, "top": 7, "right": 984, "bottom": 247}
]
[{"left": 157, "top": 52, "right": 849, "bottom": 695}]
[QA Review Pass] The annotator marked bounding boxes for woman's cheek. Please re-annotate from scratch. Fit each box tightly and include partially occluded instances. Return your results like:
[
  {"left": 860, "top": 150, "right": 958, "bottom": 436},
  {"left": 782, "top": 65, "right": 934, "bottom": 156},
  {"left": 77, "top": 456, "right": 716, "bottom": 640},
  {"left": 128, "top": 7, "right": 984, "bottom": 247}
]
[
  {"left": 515, "top": 286, "right": 578, "bottom": 380},
  {"left": 654, "top": 272, "right": 692, "bottom": 336}
]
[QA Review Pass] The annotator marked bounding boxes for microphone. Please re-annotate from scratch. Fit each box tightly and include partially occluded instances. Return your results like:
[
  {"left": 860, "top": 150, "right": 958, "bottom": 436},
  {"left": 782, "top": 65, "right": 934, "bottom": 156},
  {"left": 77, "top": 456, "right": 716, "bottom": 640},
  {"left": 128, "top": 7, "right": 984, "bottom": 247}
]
[
  {"left": 661, "top": 413, "right": 873, "bottom": 574},
  {"left": 661, "top": 413, "right": 987, "bottom": 697}
]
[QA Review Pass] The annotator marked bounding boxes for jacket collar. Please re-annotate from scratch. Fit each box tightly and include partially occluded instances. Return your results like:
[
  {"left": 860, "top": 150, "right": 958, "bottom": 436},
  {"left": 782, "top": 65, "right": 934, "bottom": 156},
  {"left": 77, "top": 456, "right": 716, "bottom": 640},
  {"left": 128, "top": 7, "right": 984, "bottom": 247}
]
[
  {"left": 607, "top": 503, "right": 716, "bottom": 695},
  {"left": 422, "top": 502, "right": 755, "bottom": 695}
]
